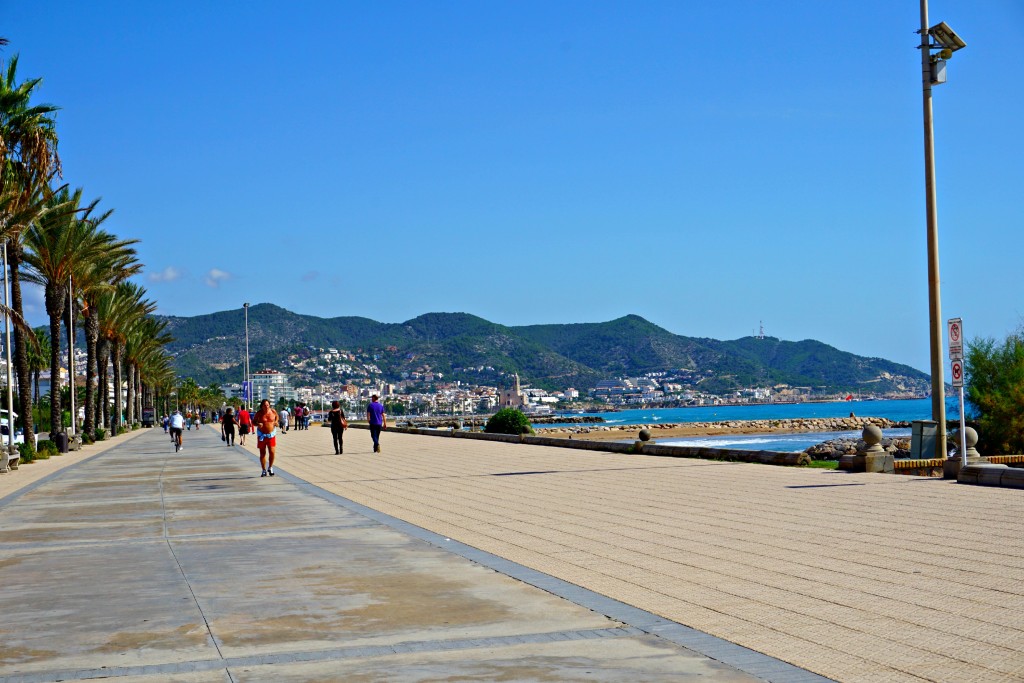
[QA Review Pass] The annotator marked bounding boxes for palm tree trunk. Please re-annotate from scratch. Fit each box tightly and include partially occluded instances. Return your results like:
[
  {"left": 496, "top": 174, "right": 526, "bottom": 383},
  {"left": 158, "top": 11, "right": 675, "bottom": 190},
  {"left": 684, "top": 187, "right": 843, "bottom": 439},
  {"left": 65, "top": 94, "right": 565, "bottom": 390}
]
[
  {"left": 125, "top": 362, "right": 134, "bottom": 426},
  {"left": 33, "top": 370, "right": 39, "bottom": 403},
  {"left": 97, "top": 339, "right": 109, "bottom": 429},
  {"left": 46, "top": 283, "right": 66, "bottom": 436},
  {"left": 8, "top": 242, "right": 34, "bottom": 442},
  {"left": 136, "top": 365, "right": 142, "bottom": 417},
  {"left": 112, "top": 339, "right": 122, "bottom": 432},
  {"left": 83, "top": 309, "right": 98, "bottom": 435}
]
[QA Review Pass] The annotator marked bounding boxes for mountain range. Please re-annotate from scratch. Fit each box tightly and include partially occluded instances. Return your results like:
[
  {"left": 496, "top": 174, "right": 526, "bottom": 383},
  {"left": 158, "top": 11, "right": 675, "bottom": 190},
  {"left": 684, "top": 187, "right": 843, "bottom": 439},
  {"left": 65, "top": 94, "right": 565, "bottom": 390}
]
[{"left": 158, "top": 305, "right": 930, "bottom": 394}]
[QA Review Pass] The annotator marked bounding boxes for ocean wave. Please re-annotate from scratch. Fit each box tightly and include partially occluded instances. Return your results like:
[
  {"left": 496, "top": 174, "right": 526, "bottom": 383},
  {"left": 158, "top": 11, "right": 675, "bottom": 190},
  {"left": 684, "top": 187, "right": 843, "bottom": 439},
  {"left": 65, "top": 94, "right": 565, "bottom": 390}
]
[{"left": 663, "top": 437, "right": 794, "bottom": 449}]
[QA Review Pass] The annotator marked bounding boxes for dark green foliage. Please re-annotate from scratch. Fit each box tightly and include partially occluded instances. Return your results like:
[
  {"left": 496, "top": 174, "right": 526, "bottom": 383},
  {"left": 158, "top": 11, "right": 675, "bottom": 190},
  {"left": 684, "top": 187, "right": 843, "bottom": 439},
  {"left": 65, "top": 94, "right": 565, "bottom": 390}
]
[
  {"left": 18, "top": 442, "right": 35, "bottom": 464},
  {"left": 37, "top": 440, "right": 58, "bottom": 457},
  {"left": 94, "top": 428, "right": 106, "bottom": 441},
  {"left": 485, "top": 408, "right": 534, "bottom": 435},
  {"left": 81, "top": 433, "right": 94, "bottom": 445},
  {"left": 966, "top": 330, "right": 1024, "bottom": 455}
]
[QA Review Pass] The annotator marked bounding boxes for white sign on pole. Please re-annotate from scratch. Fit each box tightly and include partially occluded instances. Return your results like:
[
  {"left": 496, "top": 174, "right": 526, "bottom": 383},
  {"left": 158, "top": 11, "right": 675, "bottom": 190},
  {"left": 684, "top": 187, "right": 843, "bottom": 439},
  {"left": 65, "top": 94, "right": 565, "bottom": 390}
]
[
  {"left": 947, "top": 317, "right": 963, "bottom": 359},
  {"left": 950, "top": 359, "right": 964, "bottom": 388}
]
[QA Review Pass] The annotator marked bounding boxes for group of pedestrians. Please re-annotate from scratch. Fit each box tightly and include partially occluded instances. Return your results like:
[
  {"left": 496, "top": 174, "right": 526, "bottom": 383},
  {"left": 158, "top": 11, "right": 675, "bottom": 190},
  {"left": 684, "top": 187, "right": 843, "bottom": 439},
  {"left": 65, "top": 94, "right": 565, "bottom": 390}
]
[
  {"left": 162, "top": 396, "right": 389, "bottom": 477},
  {"left": 283, "top": 404, "right": 312, "bottom": 431}
]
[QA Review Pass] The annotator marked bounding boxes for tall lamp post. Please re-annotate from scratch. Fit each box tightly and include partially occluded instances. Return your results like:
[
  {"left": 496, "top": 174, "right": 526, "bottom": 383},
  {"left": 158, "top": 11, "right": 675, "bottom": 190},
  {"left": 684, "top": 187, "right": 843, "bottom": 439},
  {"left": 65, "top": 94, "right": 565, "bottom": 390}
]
[
  {"left": 918, "top": 3, "right": 966, "bottom": 459},
  {"left": 2, "top": 244, "right": 14, "bottom": 461},
  {"left": 243, "top": 303, "right": 251, "bottom": 410},
  {"left": 67, "top": 276, "right": 75, "bottom": 438}
]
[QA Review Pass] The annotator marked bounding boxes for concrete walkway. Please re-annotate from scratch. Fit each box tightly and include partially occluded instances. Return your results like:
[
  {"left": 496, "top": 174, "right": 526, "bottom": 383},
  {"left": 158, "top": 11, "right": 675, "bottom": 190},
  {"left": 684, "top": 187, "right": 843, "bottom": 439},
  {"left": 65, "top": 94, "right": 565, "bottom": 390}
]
[
  {"left": 245, "top": 424, "right": 1024, "bottom": 683},
  {"left": 0, "top": 427, "right": 816, "bottom": 682}
]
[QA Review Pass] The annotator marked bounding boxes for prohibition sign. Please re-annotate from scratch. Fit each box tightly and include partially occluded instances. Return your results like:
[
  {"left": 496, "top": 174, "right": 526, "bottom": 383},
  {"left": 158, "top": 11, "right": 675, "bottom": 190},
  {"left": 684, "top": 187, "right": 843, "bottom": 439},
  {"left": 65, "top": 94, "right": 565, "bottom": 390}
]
[
  {"left": 951, "top": 359, "right": 964, "bottom": 387},
  {"left": 950, "top": 322, "right": 961, "bottom": 342}
]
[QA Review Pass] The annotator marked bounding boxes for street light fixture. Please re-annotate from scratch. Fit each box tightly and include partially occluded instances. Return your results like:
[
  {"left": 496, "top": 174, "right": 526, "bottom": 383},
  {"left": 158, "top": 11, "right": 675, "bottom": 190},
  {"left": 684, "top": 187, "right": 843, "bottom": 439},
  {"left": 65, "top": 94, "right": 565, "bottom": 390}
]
[{"left": 918, "top": 3, "right": 966, "bottom": 459}]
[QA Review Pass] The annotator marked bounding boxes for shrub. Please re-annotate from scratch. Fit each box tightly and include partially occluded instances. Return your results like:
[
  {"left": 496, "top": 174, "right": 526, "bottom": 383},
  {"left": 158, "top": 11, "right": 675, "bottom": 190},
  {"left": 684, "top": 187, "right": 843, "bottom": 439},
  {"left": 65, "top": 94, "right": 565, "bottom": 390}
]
[
  {"left": 81, "top": 433, "right": 94, "bottom": 445},
  {"left": 18, "top": 442, "right": 35, "bottom": 464},
  {"left": 94, "top": 428, "right": 106, "bottom": 441},
  {"left": 484, "top": 408, "right": 534, "bottom": 435},
  {"left": 967, "top": 329, "right": 1024, "bottom": 455},
  {"left": 132, "top": 422, "right": 140, "bottom": 430},
  {"left": 36, "top": 440, "right": 58, "bottom": 458}
]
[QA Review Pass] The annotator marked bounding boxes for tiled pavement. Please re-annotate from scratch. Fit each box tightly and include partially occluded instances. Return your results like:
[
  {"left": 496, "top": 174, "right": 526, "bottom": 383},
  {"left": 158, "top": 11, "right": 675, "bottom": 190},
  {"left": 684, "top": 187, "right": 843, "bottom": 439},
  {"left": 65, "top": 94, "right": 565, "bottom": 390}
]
[
  {"left": 248, "top": 424, "right": 1024, "bottom": 683},
  {"left": 0, "top": 426, "right": 819, "bottom": 682}
]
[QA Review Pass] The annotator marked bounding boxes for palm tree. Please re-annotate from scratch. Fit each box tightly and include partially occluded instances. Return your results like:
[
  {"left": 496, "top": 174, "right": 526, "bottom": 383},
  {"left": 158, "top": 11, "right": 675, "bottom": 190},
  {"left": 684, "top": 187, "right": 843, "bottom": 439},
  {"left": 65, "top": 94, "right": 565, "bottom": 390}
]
[
  {"left": 22, "top": 187, "right": 113, "bottom": 436},
  {"left": 123, "top": 315, "right": 171, "bottom": 425},
  {"left": 1, "top": 52, "right": 61, "bottom": 440},
  {"left": 73, "top": 233, "right": 138, "bottom": 434},
  {"left": 27, "top": 327, "right": 48, "bottom": 401},
  {"left": 177, "top": 378, "right": 200, "bottom": 415},
  {"left": 96, "top": 282, "right": 154, "bottom": 431}
]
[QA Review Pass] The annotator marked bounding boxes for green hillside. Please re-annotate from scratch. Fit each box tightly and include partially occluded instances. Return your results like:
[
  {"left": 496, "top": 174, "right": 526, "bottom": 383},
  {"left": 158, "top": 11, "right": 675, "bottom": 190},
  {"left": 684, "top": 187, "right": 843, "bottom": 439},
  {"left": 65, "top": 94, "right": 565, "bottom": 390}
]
[{"left": 158, "top": 306, "right": 929, "bottom": 394}]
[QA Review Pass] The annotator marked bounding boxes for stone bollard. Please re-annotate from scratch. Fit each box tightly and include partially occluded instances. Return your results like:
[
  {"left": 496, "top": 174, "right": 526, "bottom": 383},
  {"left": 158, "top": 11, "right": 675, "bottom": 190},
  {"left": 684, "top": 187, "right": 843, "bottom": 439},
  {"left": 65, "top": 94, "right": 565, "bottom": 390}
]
[
  {"left": 944, "top": 426, "right": 988, "bottom": 479},
  {"left": 955, "top": 427, "right": 1011, "bottom": 485},
  {"left": 633, "top": 428, "right": 652, "bottom": 454},
  {"left": 838, "top": 424, "right": 894, "bottom": 473}
]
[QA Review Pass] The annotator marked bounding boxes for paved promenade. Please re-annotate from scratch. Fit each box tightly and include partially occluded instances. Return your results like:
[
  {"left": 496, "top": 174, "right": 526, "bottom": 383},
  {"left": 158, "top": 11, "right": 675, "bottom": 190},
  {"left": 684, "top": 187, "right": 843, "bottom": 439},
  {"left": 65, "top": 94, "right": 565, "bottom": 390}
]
[
  {"left": 0, "top": 427, "right": 809, "bottom": 683},
  {"left": 250, "top": 424, "right": 1023, "bottom": 683}
]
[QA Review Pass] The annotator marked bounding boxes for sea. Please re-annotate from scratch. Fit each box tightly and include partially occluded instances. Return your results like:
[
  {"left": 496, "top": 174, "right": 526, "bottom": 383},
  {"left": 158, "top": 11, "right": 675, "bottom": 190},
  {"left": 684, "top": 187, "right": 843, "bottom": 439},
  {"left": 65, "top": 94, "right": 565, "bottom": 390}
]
[{"left": 538, "top": 397, "right": 960, "bottom": 453}]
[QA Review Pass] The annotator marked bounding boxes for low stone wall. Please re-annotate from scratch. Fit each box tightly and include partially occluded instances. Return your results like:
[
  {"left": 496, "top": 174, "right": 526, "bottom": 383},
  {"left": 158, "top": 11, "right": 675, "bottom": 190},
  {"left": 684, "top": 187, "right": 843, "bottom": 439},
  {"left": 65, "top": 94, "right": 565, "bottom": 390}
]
[
  {"left": 359, "top": 424, "right": 810, "bottom": 466},
  {"left": 893, "top": 458, "right": 946, "bottom": 477}
]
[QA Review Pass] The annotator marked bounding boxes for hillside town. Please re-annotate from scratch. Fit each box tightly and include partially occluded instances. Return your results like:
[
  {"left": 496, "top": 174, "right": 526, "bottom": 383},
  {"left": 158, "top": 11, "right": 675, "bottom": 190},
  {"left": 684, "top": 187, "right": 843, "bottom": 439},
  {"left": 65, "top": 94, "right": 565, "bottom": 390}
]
[{"left": 217, "top": 345, "right": 925, "bottom": 415}]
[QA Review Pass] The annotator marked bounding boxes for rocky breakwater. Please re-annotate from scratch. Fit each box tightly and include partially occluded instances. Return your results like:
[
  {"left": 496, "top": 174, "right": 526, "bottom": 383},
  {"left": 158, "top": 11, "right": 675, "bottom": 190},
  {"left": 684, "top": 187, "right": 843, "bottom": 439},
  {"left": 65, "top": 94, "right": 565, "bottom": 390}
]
[
  {"left": 537, "top": 416, "right": 909, "bottom": 437},
  {"left": 806, "top": 435, "right": 912, "bottom": 461},
  {"left": 530, "top": 415, "right": 605, "bottom": 425}
]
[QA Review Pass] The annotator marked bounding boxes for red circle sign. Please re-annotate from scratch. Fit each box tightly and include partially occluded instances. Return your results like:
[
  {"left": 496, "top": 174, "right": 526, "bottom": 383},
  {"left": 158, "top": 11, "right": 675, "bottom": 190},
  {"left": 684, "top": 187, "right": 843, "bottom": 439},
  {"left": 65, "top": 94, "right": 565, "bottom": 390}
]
[
  {"left": 950, "top": 323, "right": 961, "bottom": 342},
  {"left": 952, "top": 362, "right": 962, "bottom": 381}
]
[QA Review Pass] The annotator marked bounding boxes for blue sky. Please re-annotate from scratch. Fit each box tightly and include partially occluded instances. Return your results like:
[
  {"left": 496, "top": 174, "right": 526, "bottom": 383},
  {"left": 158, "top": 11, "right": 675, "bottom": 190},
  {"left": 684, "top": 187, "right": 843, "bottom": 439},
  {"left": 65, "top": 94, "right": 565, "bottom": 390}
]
[{"left": 6, "top": 1, "right": 1022, "bottom": 373}]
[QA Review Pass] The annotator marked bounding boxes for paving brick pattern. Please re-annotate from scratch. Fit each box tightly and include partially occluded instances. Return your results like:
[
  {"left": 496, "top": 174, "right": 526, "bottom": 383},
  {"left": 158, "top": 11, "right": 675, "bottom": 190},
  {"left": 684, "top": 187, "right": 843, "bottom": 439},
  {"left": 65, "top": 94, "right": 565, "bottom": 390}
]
[{"left": 259, "top": 426, "right": 1024, "bottom": 683}]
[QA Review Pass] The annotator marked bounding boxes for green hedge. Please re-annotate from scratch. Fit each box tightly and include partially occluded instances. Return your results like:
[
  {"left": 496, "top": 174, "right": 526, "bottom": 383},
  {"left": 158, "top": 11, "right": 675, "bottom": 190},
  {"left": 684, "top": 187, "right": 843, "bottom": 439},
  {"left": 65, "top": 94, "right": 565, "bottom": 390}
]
[
  {"left": 18, "top": 442, "right": 35, "bottom": 464},
  {"left": 484, "top": 408, "right": 534, "bottom": 435}
]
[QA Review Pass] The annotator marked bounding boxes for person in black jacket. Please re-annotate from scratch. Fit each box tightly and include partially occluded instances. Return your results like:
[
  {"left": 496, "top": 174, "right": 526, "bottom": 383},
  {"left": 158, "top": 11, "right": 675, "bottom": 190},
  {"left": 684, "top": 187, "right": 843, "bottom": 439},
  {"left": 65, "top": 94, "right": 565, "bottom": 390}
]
[{"left": 327, "top": 401, "right": 347, "bottom": 454}]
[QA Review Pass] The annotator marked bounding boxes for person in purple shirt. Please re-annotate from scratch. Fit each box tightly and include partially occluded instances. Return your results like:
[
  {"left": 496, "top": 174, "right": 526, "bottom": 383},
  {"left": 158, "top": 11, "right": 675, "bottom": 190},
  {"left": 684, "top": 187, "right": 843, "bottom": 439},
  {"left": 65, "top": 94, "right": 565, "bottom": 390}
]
[{"left": 366, "top": 394, "right": 387, "bottom": 453}]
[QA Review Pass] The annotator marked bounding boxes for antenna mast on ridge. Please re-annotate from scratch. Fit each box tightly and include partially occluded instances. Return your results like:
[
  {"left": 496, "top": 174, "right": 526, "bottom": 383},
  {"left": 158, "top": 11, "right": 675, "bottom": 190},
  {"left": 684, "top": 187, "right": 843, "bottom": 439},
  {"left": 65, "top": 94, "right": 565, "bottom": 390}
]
[{"left": 757, "top": 321, "right": 765, "bottom": 340}]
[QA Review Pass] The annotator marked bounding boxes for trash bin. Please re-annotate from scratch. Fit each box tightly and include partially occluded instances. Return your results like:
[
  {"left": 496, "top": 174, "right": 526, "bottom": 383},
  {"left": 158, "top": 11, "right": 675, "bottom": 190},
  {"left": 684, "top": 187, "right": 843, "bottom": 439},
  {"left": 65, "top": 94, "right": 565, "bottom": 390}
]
[
  {"left": 52, "top": 431, "right": 69, "bottom": 453},
  {"left": 911, "top": 420, "right": 938, "bottom": 459}
]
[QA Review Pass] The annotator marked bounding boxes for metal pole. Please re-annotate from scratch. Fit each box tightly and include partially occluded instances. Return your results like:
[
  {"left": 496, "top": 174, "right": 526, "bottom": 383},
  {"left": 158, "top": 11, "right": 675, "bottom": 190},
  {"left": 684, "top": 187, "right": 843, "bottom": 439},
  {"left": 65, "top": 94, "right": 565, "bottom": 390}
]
[
  {"left": 2, "top": 244, "right": 14, "bottom": 453},
  {"left": 920, "top": 0, "right": 947, "bottom": 458},
  {"left": 958, "top": 386, "right": 967, "bottom": 467},
  {"left": 243, "top": 303, "right": 250, "bottom": 410},
  {"left": 67, "top": 276, "right": 75, "bottom": 437}
]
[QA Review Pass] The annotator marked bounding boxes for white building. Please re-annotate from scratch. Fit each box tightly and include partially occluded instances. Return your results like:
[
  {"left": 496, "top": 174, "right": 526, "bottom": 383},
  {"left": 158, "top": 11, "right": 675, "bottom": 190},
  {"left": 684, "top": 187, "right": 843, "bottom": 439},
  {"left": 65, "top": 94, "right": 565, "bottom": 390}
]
[{"left": 250, "top": 370, "right": 297, "bottom": 404}]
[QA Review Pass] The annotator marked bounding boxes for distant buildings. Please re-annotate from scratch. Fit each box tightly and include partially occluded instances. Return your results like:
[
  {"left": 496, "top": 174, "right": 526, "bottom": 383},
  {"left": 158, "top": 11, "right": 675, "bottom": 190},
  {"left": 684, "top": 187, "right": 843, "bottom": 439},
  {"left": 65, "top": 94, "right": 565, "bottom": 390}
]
[
  {"left": 250, "top": 370, "right": 297, "bottom": 403},
  {"left": 498, "top": 373, "right": 526, "bottom": 409}
]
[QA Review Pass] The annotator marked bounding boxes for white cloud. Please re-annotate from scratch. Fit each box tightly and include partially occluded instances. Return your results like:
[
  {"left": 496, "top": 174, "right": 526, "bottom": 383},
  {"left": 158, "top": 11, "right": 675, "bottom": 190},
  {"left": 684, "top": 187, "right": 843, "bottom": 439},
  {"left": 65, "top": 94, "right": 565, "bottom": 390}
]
[
  {"left": 148, "top": 266, "right": 183, "bottom": 283},
  {"left": 204, "top": 268, "right": 232, "bottom": 288}
]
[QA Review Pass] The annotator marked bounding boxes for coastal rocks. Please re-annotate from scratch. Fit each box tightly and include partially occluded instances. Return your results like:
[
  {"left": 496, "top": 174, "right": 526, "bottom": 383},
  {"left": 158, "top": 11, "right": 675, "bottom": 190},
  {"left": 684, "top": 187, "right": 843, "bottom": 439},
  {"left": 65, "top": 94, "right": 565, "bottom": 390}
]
[
  {"left": 536, "top": 416, "right": 909, "bottom": 437},
  {"left": 805, "top": 436, "right": 912, "bottom": 461},
  {"left": 530, "top": 415, "right": 605, "bottom": 425}
]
